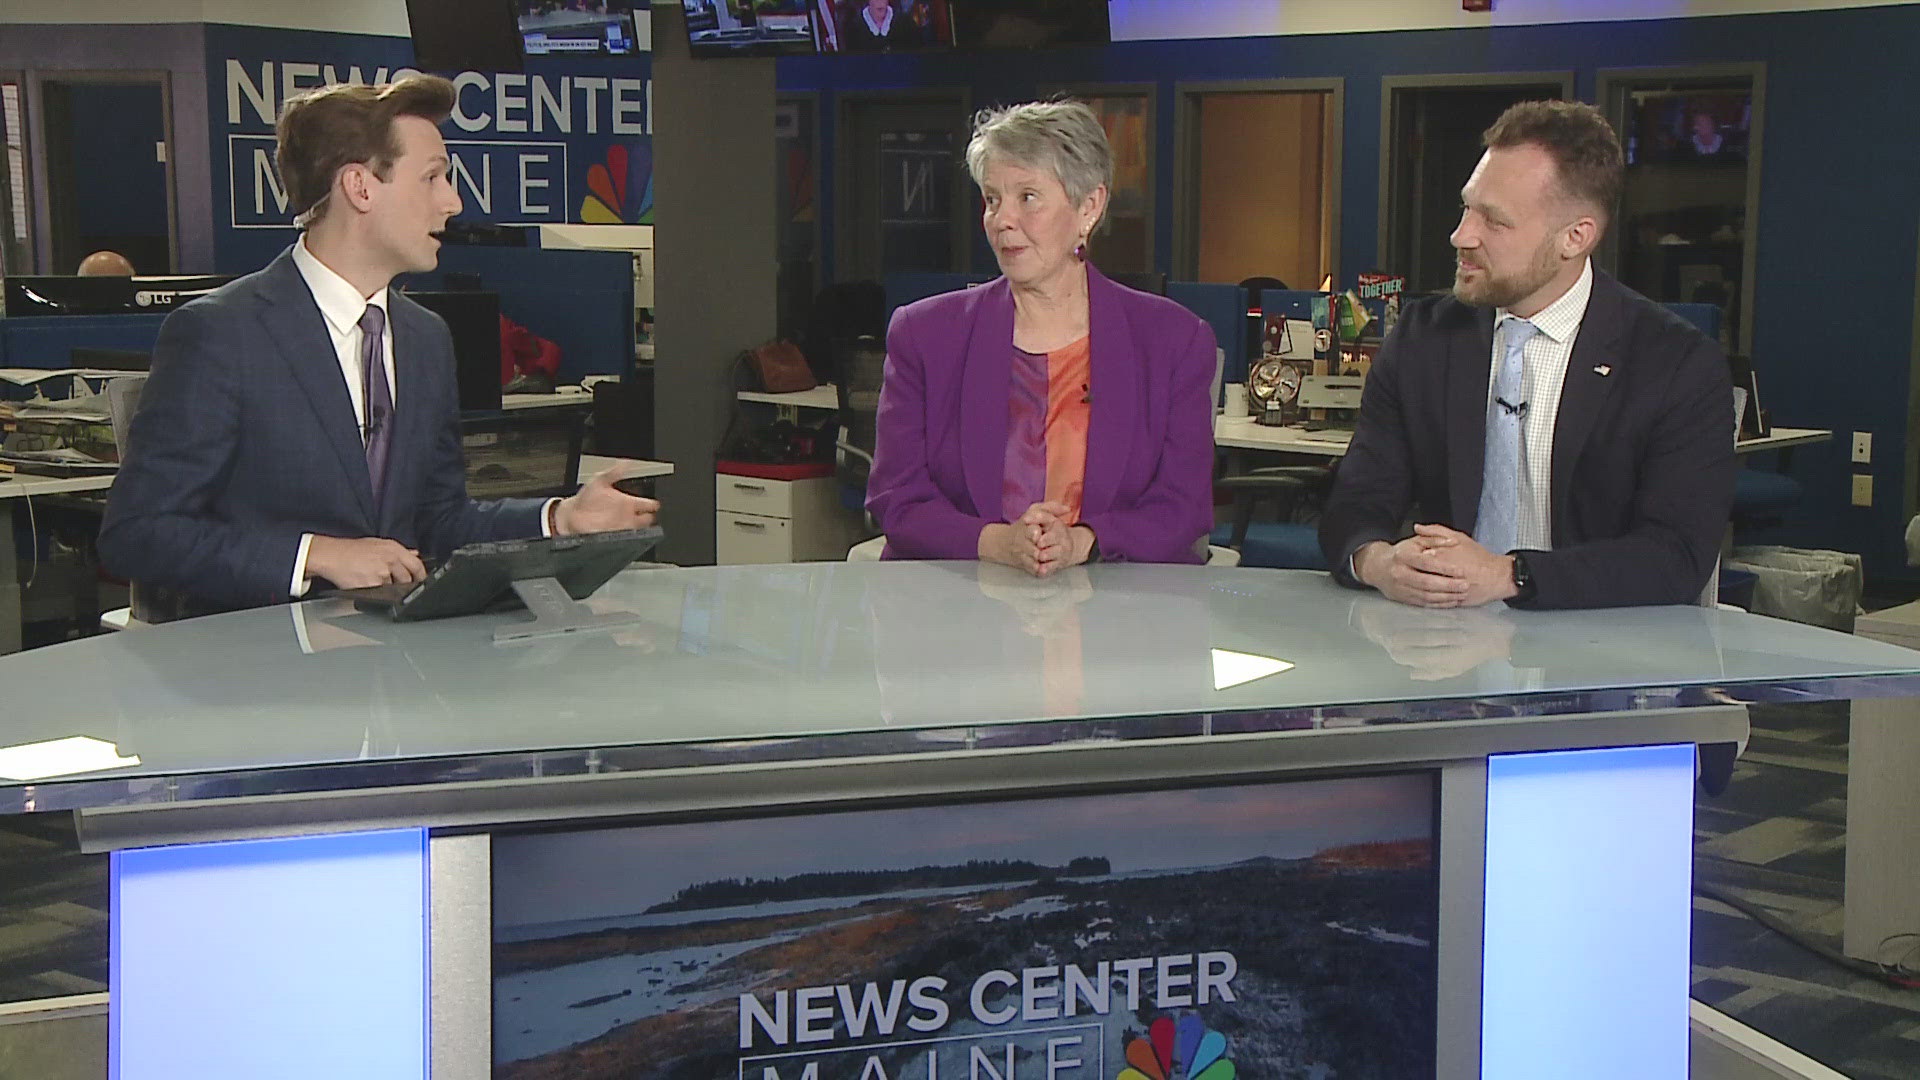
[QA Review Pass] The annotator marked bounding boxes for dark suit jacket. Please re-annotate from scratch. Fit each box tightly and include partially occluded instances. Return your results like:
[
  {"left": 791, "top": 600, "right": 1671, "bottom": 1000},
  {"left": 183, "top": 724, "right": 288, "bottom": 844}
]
[
  {"left": 99, "top": 247, "right": 546, "bottom": 616},
  {"left": 1319, "top": 268, "right": 1735, "bottom": 610},
  {"left": 866, "top": 264, "right": 1217, "bottom": 564}
]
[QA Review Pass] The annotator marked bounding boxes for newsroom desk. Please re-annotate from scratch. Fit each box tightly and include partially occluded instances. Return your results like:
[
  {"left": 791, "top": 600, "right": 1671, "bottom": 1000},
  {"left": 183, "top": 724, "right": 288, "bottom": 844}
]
[
  {"left": 2, "top": 562, "right": 1917, "bottom": 1079},
  {"left": 1214, "top": 416, "right": 1834, "bottom": 458},
  {"left": 0, "top": 456, "right": 672, "bottom": 654}
]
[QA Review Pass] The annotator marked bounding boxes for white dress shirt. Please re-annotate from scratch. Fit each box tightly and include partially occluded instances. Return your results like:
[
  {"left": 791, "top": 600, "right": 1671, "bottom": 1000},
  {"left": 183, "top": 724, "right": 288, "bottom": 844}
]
[
  {"left": 288, "top": 237, "right": 395, "bottom": 596},
  {"left": 285, "top": 238, "right": 557, "bottom": 596},
  {"left": 1489, "top": 258, "right": 1593, "bottom": 553}
]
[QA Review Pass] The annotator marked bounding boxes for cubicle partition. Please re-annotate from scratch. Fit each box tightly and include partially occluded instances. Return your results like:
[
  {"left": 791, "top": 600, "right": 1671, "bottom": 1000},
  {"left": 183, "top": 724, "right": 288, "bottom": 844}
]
[
  {"left": 4, "top": 563, "right": 1918, "bottom": 1079},
  {"left": 0, "top": 313, "right": 167, "bottom": 373},
  {"left": 422, "top": 246, "right": 637, "bottom": 385}
]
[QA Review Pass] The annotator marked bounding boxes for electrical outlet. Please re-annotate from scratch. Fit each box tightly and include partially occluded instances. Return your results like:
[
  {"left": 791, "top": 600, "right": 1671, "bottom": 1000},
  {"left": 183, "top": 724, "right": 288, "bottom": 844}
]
[
  {"left": 1853, "top": 474, "right": 1874, "bottom": 506},
  {"left": 1853, "top": 431, "right": 1873, "bottom": 464}
]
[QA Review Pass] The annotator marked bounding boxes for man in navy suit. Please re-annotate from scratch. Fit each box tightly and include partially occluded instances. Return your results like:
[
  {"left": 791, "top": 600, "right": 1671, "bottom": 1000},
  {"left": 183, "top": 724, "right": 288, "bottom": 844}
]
[
  {"left": 1320, "top": 100, "right": 1733, "bottom": 610},
  {"left": 100, "top": 76, "right": 658, "bottom": 618}
]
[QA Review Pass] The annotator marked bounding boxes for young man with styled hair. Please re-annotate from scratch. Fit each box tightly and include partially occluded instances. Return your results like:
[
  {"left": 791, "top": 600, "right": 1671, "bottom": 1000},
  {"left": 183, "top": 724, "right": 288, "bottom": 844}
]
[
  {"left": 101, "top": 76, "right": 658, "bottom": 618},
  {"left": 1320, "top": 99, "right": 1734, "bottom": 610}
]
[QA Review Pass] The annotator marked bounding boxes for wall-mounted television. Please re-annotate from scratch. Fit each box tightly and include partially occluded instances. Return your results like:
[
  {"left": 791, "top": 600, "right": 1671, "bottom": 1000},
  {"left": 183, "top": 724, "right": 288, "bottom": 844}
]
[
  {"left": 951, "top": 0, "right": 1110, "bottom": 50},
  {"left": 1626, "top": 89, "right": 1752, "bottom": 166},
  {"left": 682, "top": 0, "right": 818, "bottom": 56},
  {"left": 407, "top": 0, "right": 526, "bottom": 73},
  {"left": 812, "top": 0, "right": 956, "bottom": 53},
  {"left": 517, "top": 1, "right": 645, "bottom": 57}
]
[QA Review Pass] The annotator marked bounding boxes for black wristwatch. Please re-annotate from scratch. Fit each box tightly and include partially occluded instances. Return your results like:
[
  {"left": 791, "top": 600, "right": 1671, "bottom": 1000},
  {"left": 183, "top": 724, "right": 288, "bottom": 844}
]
[{"left": 1509, "top": 551, "right": 1538, "bottom": 603}]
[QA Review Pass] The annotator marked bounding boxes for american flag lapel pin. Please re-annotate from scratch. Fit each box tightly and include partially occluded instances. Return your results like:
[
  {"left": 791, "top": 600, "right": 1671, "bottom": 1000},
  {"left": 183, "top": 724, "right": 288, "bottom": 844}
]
[{"left": 1593, "top": 364, "right": 1612, "bottom": 377}]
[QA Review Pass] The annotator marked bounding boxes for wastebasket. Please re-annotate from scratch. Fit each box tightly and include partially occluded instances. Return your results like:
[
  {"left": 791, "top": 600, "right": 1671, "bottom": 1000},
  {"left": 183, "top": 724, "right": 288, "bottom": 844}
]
[{"left": 1726, "top": 546, "right": 1863, "bottom": 632}]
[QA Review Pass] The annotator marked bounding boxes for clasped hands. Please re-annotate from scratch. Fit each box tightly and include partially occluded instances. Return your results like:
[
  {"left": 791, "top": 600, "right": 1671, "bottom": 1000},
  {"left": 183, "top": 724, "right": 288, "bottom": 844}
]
[
  {"left": 306, "top": 464, "right": 660, "bottom": 589},
  {"left": 1354, "top": 524, "right": 1517, "bottom": 608},
  {"left": 979, "top": 501, "right": 1096, "bottom": 578}
]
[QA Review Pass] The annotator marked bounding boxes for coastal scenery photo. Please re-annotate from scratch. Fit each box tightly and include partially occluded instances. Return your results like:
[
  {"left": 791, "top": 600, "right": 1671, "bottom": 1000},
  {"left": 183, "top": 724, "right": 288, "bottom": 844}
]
[{"left": 493, "top": 774, "right": 1437, "bottom": 1078}]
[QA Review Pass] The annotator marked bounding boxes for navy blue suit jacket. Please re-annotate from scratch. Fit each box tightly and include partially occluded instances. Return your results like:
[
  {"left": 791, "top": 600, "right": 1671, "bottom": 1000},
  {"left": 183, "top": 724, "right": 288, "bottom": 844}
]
[
  {"left": 99, "top": 247, "right": 546, "bottom": 615},
  {"left": 1318, "top": 268, "right": 1735, "bottom": 610}
]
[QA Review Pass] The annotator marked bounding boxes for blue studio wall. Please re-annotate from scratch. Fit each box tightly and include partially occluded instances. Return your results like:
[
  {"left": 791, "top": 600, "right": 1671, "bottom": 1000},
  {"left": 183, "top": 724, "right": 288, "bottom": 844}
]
[
  {"left": 778, "top": 5, "right": 1920, "bottom": 581},
  {"left": 204, "top": 23, "right": 655, "bottom": 273}
]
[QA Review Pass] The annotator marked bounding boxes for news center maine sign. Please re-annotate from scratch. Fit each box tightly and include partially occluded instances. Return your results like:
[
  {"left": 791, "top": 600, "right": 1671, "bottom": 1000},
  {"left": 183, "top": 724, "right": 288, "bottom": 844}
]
[{"left": 204, "top": 24, "right": 653, "bottom": 271}]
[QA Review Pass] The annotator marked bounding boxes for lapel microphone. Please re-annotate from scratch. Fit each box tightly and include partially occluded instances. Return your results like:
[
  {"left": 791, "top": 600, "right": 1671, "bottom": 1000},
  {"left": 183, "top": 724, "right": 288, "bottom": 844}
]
[{"left": 1496, "top": 397, "right": 1527, "bottom": 418}]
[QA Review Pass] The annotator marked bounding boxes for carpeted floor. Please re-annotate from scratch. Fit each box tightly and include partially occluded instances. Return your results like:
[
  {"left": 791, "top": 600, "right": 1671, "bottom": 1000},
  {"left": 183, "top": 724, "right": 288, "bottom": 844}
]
[{"left": 1692, "top": 701, "right": 1920, "bottom": 1079}]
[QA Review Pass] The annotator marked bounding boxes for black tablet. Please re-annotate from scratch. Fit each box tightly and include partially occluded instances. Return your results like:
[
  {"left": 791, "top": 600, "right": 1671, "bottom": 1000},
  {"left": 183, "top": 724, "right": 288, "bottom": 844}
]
[{"left": 344, "top": 527, "right": 662, "bottom": 622}]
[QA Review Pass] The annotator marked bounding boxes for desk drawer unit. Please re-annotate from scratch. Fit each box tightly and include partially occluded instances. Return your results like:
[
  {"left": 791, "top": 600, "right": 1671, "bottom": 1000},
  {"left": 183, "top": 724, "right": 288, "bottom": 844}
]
[
  {"left": 716, "top": 511, "right": 794, "bottom": 564},
  {"left": 714, "top": 475, "right": 860, "bottom": 564},
  {"left": 716, "top": 475, "right": 796, "bottom": 517}
]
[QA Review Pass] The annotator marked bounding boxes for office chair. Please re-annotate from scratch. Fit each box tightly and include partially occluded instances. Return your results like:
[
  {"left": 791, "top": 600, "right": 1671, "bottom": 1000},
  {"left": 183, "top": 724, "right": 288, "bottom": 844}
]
[
  {"left": 101, "top": 376, "right": 181, "bottom": 626},
  {"left": 106, "top": 375, "right": 147, "bottom": 458},
  {"left": 459, "top": 411, "right": 584, "bottom": 500},
  {"left": 834, "top": 335, "right": 886, "bottom": 526},
  {"left": 801, "top": 281, "right": 887, "bottom": 386}
]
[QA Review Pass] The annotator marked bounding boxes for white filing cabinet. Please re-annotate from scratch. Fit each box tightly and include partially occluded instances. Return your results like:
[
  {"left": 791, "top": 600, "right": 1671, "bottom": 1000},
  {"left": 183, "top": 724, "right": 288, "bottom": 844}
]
[
  {"left": 1846, "top": 602, "right": 1920, "bottom": 960},
  {"left": 715, "top": 473, "right": 864, "bottom": 564}
]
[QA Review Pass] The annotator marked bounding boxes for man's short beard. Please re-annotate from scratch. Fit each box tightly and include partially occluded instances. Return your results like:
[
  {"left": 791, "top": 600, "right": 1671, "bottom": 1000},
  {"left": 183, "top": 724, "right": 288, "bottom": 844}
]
[{"left": 1452, "top": 240, "right": 1562, "bottom": 309}]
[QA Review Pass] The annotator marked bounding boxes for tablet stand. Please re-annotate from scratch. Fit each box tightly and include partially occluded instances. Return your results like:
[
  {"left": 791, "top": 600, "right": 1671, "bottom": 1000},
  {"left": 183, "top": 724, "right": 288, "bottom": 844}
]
[{"left": 494, "top": 578, "right": 645, "bottom": 644}]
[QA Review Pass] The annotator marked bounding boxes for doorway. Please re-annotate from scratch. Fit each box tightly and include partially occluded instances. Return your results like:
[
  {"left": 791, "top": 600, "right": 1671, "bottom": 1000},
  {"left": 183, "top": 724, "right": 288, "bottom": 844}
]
[
  {"left": 1381, "top": 73, "right": 1573, "bottom": 294},
  {"left": 1176, "top": 79, "right": 1342, "bottom": 289},
  {"left": 834, "top": 90, "right": 972, "bottom": 284},
  {"left": 35, "top": 73, "right": 175, "bottom": 276}
]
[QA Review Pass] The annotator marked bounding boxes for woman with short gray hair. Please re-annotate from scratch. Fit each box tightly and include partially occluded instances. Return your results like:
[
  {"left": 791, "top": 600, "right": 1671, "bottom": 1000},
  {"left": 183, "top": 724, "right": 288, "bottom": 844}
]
[{"left": 867, "top": 99, "right": 1217, "bottom": 572}]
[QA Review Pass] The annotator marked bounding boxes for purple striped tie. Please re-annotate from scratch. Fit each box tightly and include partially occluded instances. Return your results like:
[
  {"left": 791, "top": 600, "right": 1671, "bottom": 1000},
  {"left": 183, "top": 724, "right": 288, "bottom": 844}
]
[{"left": 358, "top": 304, "right": 393, "bottom": 503}]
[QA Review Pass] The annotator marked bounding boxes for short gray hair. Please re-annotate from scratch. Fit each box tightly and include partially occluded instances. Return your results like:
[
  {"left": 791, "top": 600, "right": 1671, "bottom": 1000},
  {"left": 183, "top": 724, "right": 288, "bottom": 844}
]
[{"left": 964, "top": 98, "right": 1113, "bottom": 229}]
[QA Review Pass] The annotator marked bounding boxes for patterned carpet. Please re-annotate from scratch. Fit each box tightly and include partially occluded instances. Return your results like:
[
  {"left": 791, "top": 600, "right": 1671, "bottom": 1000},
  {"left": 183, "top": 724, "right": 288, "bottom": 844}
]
[
  {"left": 1693, "top": 701, "right": 1920, "bottom": 1078},
  {"left": 1, "top": 701, "right": 1918, "bottom": 1078}
]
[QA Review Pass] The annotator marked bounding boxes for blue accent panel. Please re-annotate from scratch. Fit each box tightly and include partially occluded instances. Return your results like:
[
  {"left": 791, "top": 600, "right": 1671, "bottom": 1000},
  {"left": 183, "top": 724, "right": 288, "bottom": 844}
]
[
  {"left": 111, "top": 828, "right": 430, "bottom": 1080},
  {"left": 0, "top": 314, "right": 168, "bottom": 369},
  {"left": 1482, "top": 744, "right": 1694, "bottom": 1079},
  {"left": 1663, "top": 302, "right": 1723, "bottom": 340},
  {"left": 420, "top": 246, "right": 634, "bottom": 383},
  {"left": 1167, "top": 281, "right": 1246, "bottom": 384}
]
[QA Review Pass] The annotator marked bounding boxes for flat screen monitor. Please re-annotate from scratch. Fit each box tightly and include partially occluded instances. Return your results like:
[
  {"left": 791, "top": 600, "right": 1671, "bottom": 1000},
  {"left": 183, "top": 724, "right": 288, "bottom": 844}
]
[
  {"left": 3, "top": 275, "right": 234, "bottom": 317},
  {"left": 407, "top": 0, "right": 526, "bottom": 73},
  {"left": 407, "top": 290, "right": 506, "bottom": 414},
  {"left": 812, "top": 0, "right": 955, "bottom": 52},
  {"left": 682, "top": 0, "right": 818, "bottom": 55},
  {"left": 1626, "top": 88, "right": 1752, "bottom": 165},
  {"left": 951, "top": 0, "right": 1109, "bottom": 50},
  {"left": 492, "top": 770, "right": 1439, "bottom": 1076},
  {"left": 517, "top": 1, "right": 644, "bottom": 57}
]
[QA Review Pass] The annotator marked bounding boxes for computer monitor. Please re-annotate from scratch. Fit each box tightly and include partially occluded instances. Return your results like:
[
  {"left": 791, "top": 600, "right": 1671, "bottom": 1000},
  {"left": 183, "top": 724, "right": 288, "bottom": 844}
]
[
  {"left": 407, "top": 290, "right": 505, "bottom": 414},
  {"left": 682, "top": 0, "right": 818, "bottom": 56},
  {"left": 951, "top": 0, "right": 1110, "bottom": 49},
  {"left": 406, "top": 0, "right": 525, "bottom": 73},
  {"left": 811, "top": 0, "right": 956, "bottom": 53},
  {"left": 4, "top": 275, "right": 233, "bottom": 316},
  {"left": 516, "top": 0, "right": 644, "bottom": 57}
]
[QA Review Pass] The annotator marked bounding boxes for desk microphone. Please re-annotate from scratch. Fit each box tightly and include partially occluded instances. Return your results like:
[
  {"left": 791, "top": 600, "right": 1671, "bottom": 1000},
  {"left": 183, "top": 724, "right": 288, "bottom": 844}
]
[{"left": 1496, "top": 397, "right": 1527, "bottom": 418}]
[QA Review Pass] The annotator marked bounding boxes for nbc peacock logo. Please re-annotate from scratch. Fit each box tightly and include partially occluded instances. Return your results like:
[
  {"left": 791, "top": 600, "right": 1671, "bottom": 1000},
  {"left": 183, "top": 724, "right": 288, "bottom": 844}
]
[{"left": 1118, "top": 1014, "right": 1233, "bottom": 1080}]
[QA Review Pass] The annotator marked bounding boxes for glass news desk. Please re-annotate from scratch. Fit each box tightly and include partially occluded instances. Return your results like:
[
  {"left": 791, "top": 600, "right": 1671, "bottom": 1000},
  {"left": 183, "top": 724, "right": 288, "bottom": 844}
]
[{"left": 3, "top": 562, "right": 1917, "bottom": 1080}]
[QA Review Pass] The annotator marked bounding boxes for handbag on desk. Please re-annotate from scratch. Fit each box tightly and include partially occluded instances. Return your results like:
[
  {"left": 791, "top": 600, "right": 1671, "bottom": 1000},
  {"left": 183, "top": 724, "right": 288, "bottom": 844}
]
[{"left": 737, "top": 339, "right": 818, "bottom": 394}]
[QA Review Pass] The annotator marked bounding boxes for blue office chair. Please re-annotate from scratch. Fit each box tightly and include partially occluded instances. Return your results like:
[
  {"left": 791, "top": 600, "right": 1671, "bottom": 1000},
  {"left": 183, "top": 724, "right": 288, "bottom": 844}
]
[
  {"left": 1664, "top": 301, "right": 1722, "bottom": 341},
  {"left": 1209, "top": 470, "right": 1330, "bottom": 571}
]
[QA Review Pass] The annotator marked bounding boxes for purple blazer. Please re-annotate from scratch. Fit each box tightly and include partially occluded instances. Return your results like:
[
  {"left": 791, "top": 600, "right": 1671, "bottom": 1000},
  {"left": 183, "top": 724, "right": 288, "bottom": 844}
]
[{"left": 867, "top": 264, "right": 1218, "bottom": 564}]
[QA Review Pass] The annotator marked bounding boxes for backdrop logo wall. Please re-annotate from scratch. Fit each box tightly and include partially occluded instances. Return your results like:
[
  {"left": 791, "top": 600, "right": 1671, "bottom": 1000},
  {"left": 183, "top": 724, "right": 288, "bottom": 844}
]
[{"left": 221, "top": 58, "right": 653, "bottom": 231}]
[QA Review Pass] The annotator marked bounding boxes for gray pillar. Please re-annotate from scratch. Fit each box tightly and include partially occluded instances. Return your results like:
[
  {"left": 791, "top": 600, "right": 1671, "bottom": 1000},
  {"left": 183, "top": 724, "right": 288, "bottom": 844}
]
[{"left": 650, "top": 3, "right": 778, "bottom": 566}]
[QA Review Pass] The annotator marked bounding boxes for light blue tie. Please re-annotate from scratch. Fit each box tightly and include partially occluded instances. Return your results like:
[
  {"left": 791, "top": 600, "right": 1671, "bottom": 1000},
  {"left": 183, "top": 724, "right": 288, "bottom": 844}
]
[{"left": 1475, "top": 317, "right": 1537, "bottom": 557}]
